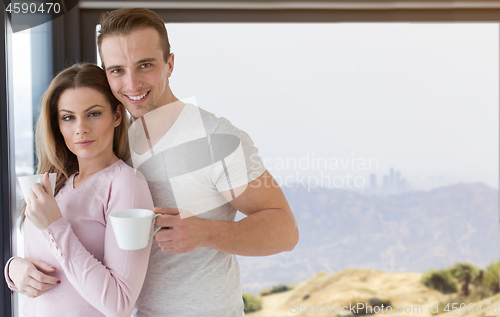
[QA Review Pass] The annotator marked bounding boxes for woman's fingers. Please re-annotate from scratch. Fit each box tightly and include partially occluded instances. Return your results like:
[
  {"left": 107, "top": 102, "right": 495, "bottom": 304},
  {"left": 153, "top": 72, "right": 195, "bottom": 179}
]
[
  {"left": 24, "top": 185, "right": 63, "bottom": 230},
  {"left": 30, "top": 258, "right": 56, "bottom": 273},
  {"left": 18, "top": 275, "right": 58, "bottom": 298},
  {"left": 27, "top": 188, "right": 38, "bottom": 202},
  {"left": 29, "top": 267, "right": 60, "bottom": 286},
  {"left": 27, "top": 276, "right": 58, "bottom": 292},
  {"left": 31, "top": 183, "right": 45, "bottom": 199},
  {"left": 19, "top": 271, "right": 58, "bottom": 298},
  {"left": 9, "top": 258, "right": 60, "bottom": 298},
  {"left": 42, "top": 172, "right": 54, "bottom": 197}
]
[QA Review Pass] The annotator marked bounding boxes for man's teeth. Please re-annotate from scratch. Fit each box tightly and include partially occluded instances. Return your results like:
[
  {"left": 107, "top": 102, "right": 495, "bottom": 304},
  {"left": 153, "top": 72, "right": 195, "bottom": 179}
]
[{"left": 128, "top": 92, "right": 148, "bottom": 101}]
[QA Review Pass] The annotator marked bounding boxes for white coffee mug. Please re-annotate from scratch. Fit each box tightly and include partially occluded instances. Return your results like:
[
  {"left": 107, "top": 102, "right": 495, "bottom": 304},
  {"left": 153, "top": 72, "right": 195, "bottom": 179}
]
[
  {"left": 18, "top": 173, "right": 57, "bottom": 200},
  {"left": 109, "top": 209, "right": 161, "bottom": 250}
]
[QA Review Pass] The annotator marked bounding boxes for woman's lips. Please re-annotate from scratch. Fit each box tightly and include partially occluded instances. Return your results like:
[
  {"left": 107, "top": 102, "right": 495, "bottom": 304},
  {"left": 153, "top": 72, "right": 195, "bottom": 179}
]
[{"left": 75, "top": 140, "right": 95, "bottom": 147}]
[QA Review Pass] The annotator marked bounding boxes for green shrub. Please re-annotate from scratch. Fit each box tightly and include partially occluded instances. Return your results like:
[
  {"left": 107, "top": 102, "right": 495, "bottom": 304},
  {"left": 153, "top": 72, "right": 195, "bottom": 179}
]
[
  {"left": 447, "top": 263, "right": 480, "bottom": 282},
  {"left": 242, "top": 293, "right": 263, "bottom": 313},
  {"left": 343, "top": 298, "right": 371, "bottom": 316},
  {"left": 428, "top": 261, "right": 499, "bottom": 315},
  {"left": 470, "top": 284, "right": 494, "bottom": 301},
  {"left": 421, "top": 270, "right": 458, "bottom": 294},
  {"left": 368, "top": 297, "right": 392, "bottom": 308},
  {"left": 343, "top": 297, "right": 392, "bottom": 316},
  {"left": 269, "top": 284, "right": 292, "bottom": 294},
  {"left": 484, "top": 261, "right": 499, "bottom": 294}
]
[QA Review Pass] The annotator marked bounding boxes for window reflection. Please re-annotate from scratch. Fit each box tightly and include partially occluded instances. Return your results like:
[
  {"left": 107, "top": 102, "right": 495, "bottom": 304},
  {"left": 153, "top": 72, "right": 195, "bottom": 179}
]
[{"left": 12, "top": 27, "right": 32, "bottom": 317}]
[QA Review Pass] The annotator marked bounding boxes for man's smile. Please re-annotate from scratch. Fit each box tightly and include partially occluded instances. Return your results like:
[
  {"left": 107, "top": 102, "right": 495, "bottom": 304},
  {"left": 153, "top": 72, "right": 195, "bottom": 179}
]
[{"left": 125, "top": 90, "right": 150, "bottom": 101}]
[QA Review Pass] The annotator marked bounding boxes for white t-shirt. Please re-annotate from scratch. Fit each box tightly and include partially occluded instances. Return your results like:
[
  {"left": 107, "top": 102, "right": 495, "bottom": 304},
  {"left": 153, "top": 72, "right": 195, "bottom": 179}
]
[{"left": 130, "top": 104, "right": 266, "bottom": 317}]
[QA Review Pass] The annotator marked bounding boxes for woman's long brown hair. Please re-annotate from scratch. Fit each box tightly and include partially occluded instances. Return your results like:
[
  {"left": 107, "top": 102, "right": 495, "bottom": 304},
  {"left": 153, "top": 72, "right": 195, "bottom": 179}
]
[{"left": 20, "top": 63, "right": 130, "bottom": 228}]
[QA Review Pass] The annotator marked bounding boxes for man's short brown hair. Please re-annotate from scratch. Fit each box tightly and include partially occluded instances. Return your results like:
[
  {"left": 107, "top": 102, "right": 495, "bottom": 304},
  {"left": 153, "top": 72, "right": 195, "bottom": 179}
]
[{"left": 97, "top": 8, "right": 171, "bottom": 68}]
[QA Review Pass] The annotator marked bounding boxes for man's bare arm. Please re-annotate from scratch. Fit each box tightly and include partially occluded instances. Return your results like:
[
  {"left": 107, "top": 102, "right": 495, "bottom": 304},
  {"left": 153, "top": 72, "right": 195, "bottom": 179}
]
[
  {"left": 154, "top": 170, "right": 299, "bottom": 256},
  {"left": 206, "top": 170, "right": 299, "bottom": 255}
]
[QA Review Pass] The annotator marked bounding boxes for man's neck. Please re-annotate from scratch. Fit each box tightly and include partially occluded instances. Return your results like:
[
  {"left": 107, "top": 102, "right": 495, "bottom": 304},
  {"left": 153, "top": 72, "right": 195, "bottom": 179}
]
[
  {"left": 154, "top": 86, "right": 180, "bottom": 115},
  {"left": 130, "top": 100, "right": 186, "bottom": 155}
]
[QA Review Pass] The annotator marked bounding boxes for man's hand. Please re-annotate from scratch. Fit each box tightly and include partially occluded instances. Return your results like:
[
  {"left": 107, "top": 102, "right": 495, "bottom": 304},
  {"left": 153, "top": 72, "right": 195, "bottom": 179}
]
[
  {"left": 153, "top": 207, "right": 208, "bottom": 254},
  {"left": 9, "top": 258, "right": 60, "bottom": 298}
]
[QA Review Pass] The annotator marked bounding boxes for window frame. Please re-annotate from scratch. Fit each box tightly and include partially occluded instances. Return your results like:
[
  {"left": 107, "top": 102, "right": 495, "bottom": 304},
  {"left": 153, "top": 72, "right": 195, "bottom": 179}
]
[
  {"left": 1, "top": 6, "right": 15, "bottom": 317},
  {"left": 3, "top": 1, "right": 500, "bottom": 316}
]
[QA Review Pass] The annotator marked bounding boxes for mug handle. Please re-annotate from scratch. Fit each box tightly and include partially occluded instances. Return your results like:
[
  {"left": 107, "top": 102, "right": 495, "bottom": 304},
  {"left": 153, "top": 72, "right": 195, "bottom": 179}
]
[{"left": 149, "top": 213, "right": 162, "bottom": 240}]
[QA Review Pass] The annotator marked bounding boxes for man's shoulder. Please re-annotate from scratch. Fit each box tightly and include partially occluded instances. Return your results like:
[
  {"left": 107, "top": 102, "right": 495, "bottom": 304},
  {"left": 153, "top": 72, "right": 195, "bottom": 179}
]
[{"left": 184, "top": 104, "right": 242, "bottom": 136}]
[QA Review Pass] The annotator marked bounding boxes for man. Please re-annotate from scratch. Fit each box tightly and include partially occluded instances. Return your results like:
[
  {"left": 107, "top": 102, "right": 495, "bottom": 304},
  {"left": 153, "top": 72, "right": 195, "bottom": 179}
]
[{"left": 97, "top": 7, "right": 298, "bottom": 317}]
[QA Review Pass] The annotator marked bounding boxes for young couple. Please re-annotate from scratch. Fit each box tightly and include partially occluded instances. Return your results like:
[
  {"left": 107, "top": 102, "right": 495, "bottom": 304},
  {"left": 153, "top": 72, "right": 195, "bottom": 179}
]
[{"left": 4, "top": 8, "right": 299, "bottom": 317}]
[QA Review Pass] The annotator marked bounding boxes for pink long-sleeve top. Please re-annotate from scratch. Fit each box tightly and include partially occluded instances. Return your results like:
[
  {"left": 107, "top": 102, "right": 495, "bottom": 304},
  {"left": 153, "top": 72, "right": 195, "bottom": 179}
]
[{"left": 5, "top": 160, "right": 154, "bottom": 317}]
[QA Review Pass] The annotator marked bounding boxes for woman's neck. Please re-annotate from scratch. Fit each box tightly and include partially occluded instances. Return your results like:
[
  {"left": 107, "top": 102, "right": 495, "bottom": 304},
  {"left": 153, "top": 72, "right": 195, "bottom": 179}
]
[{"left": 74, "top": 153, "right": 119, "bottom": 187}]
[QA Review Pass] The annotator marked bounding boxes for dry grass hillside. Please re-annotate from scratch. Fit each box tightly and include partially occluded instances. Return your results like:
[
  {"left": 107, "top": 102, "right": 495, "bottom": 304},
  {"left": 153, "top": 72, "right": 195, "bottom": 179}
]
[{"left": 247, "top": 268, "right": 499, "bottom": 317}]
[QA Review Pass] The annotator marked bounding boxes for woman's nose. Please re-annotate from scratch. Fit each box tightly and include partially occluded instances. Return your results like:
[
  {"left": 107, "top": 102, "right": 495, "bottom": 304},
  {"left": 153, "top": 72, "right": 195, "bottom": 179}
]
[{"left": 75, "top": 118, "right": 90, "bottom": 135}]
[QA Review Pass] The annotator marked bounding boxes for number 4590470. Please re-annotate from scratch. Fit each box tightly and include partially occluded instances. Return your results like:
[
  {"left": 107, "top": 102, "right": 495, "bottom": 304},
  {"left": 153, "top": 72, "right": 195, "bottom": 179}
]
[
  {"left": 6, "top": 2, "right": 61, "bottom": 14},
  {"left": 443, "top": 303, "right": 498, "bottom": 314}
]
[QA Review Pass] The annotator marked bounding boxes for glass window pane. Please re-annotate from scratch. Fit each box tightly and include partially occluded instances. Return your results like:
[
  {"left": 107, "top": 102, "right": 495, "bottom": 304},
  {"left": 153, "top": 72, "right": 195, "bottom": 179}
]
[
  {"left": 11, "top": 27, "right": 32, "bottom": 317},
  {"left": 11, "top": 20, "right": 53, "bottom": 317},
  {"left": 163, "top": 23, "right": 498, "bottom": 297}
]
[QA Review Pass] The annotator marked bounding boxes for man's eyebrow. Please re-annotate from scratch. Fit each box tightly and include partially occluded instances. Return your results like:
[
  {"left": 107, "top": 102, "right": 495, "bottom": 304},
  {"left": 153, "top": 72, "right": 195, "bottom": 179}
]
[
  {"left": 136, "top": 58, "right": 157, "bottom": 65},
  {"left": 105, "top": 58, "right": 157, "bottom": 71},
  {"left": 106, "top": 64, "right": 122, "bottom": 72},
  {"left": 59, "top": 105, "right": 105, "bottom": 114}
]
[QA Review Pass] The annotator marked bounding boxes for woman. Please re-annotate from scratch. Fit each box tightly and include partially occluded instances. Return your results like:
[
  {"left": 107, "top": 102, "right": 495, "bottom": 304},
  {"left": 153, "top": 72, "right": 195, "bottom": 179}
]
[{"left": 4, "top": 64, "right": 154, "bottom": 317}]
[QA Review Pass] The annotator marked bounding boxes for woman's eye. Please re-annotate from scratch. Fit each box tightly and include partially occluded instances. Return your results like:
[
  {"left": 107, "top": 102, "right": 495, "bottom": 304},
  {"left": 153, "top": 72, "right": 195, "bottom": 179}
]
[
  {"left": 61, "top": 115, "right": 73, "bottom": 121},
  {"left": 89, "top": 112, "right": 101, "bottom": 117}
]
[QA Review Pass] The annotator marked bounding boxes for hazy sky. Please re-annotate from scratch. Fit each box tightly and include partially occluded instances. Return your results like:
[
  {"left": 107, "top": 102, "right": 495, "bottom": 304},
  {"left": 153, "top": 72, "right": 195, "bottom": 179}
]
[
  {"left": 166, "top": 23, "right": 499, "bottom": 190},
  {"left": 14, "top": 23, "right": 499, "bottom": 190}
]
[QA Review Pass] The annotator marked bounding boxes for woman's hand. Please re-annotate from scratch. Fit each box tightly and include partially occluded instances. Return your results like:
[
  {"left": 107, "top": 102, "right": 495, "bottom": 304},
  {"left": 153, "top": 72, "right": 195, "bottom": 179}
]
[
  {"left": 8, "top": 258, "right": 61, "bottom": 297},
  {"left": 26, "top": 172, "right": 62, "bottom": 231}
]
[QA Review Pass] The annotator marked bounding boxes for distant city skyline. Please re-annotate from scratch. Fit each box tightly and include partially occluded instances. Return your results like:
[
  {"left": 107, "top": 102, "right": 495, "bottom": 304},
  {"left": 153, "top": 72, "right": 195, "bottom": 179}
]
[{"left": 369, "top": 167, "right": 412, "bottom": 195}]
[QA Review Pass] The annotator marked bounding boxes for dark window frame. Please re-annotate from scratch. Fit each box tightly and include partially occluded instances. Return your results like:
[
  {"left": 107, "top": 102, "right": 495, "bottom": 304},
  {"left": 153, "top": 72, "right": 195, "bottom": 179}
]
[{"left": 1, "top": 6, "right": 14, "bottom": 317}]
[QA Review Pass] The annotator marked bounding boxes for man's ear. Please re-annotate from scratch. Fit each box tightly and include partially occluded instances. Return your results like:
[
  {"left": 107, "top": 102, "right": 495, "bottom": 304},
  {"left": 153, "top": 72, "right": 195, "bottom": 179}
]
[
  {"left": 114, "top": 104, "right": 123, "bottom": 127},
  {"left": 167, "top": 53, "right": 175, "bottom": 79}
]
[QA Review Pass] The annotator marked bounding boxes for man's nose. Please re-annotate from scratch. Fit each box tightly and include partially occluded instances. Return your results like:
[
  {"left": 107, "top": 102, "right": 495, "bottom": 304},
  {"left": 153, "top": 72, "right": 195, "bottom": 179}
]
[{"left": 125, "top": 70, "right": 143, "bottom": 91}]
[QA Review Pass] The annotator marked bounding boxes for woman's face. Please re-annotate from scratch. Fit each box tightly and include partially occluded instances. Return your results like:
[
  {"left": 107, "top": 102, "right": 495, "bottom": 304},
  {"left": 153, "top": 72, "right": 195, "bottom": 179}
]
[{"left": 57, "top": 87, "right": 122, "bottom": 162}]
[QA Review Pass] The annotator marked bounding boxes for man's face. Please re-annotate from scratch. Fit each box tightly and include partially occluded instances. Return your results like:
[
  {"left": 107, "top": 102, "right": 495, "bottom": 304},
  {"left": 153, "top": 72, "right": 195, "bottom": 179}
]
[{"left": 100, "top": 28, "right": 173, "bottom": 118}]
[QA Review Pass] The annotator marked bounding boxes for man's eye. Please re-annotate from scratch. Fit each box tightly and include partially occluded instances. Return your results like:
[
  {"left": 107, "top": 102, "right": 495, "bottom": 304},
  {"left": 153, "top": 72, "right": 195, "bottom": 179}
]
[
  {"left": 111, "top": 69, "right": 122, "bottom": 74},
  {"left": 141, "top": 63, "right": 151, "bottom": 68}
]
